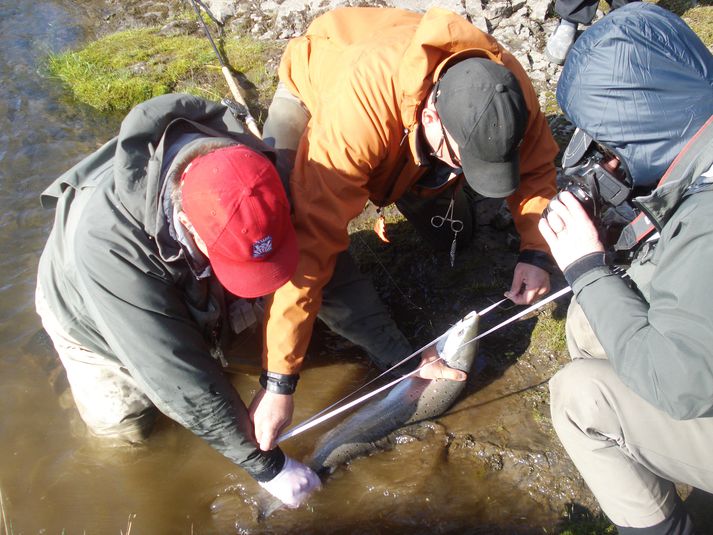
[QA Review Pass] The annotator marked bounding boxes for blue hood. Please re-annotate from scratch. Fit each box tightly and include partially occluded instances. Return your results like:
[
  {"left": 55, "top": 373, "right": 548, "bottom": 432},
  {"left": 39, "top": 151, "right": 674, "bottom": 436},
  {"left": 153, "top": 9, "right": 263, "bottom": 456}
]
[{"left": 557, "top": 3, "right": 713, "bottom": 187}]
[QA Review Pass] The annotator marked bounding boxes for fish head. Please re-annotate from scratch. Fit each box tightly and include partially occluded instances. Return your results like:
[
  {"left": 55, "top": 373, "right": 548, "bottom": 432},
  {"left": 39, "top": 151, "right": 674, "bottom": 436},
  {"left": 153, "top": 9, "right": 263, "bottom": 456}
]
[{"left": 435, "top": 311, "right": 479, "bottom": 372}]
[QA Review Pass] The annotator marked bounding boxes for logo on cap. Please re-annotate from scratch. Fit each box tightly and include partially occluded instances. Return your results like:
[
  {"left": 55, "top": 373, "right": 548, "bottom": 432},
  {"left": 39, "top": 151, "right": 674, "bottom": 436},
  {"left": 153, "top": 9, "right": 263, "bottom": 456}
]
[{"left": 252, "top": 236, "right": 273, "bottom": 258}]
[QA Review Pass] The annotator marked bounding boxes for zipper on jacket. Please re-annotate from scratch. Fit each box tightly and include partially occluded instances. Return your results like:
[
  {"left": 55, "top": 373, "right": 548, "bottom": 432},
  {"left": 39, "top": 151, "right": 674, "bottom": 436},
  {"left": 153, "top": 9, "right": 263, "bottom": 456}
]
[
  {"left": 210, "top": 320, "right": 229, "bottom": 367},
  {"left": 399, "top": 128, "right": 408, "bottom": 146}
]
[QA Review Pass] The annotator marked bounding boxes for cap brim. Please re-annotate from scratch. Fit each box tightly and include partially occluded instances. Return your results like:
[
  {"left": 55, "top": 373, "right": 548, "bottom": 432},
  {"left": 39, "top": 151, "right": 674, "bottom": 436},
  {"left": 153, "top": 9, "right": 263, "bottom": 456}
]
[
  {"left": 562, "top": 128, "right": 594, "bottom": 168},
  {"left": 460, "top": 148, "right": 519, "bottom": 198},
  {"left": 209, "top": 220, "right": 299, "bottom": 299}
]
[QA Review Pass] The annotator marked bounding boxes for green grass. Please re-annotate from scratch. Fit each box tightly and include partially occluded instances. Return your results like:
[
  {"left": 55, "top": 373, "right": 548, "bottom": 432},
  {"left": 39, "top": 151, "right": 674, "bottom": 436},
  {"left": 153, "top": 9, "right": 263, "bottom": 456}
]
[
  {"left": 531, "top": 310, "right": 568, "bottom": 354},
  {"left": 681, "top": 4, "right": 713, "bottom": 46},
  {"left": 652, "top": 0, "right": 713, "bottom": 46},
  {"left": 46, "top": 27, "right": 278, "bottom": 114},
  {"left": 597, "top": 0, "right": 713, "bottom": 47},
  {"left": 47, "top": 28, "right": 211, "bottom": 112},
  {"left": 558, "top": 519, "right": 617, "bottom": 535}
]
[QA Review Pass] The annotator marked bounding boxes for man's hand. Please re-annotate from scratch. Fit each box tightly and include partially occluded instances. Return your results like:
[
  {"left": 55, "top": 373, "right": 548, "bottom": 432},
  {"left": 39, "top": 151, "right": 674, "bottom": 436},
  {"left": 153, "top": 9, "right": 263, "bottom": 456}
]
[
  {"left": 249, "top": 389, "right": 294, "bottom": 451},
  {"left": 538, "top": 191, "right": 604, "bottom": 270},
  {"left": 505, "top": 263, "right": 551, "bottom": 305},
  {"left": 416, "top": 345, "right": 467, "bottom": 381}
]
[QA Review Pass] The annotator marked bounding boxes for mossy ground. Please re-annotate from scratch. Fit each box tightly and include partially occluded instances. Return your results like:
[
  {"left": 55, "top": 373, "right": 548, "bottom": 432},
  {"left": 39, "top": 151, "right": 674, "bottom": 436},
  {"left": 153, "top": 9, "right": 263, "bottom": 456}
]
[
  {"left": 46, "top": 25, "right": 280, "bottom": 116},
  {"left": 679, "top": 3, "right": 713, "bottom": 44}
]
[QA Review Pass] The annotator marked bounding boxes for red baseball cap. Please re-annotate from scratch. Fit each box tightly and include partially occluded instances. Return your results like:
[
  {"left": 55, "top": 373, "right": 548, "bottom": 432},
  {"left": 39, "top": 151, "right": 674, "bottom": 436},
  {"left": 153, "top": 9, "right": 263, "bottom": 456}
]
[{"left": 181, "top": 145, "right": 298, "bottom": 298}]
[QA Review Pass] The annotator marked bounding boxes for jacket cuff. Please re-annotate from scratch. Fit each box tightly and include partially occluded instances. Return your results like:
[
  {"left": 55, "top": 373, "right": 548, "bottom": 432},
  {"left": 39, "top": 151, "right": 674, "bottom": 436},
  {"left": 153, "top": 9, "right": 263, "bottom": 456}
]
[
  {"left": 247, "top": 447, "right": 286, "bottom": 482},
  {"left": 563, "top": 252, "right": 607, "bottom": 287},
  {"left": 260, "top": 370, "right": 300, "bottom": 395},
  {"left": 517, "top": 249, "right": 557, "bottom": 274}
]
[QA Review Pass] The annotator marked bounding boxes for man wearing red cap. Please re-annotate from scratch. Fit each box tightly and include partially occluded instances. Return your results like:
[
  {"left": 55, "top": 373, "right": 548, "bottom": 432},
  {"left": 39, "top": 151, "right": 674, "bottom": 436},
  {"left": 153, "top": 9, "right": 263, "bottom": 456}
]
[
  {"left": 35, "top": 94, "right": 319, "bottom": 508},
  {"left": 254, "top": 6, "right": 559, "bottom": 450}
]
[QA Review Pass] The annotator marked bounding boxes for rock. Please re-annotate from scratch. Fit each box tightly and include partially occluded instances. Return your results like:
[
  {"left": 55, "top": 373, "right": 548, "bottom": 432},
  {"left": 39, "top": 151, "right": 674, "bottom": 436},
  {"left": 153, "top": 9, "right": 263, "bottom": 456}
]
[
  {"left": 529, "top": 0, "right": 551, "bottom": 21},
  {"left": 464, "top": 1, "right": 488, "bottom": 33},
  {"left": 203, "top": 0, "right": 242, "bottom": 21},
  {"left": 158, "top": 19, "right": 199, "bottom": 37},
  {"left": 392, "top": 0, "right": 467, "bottom": 17}
]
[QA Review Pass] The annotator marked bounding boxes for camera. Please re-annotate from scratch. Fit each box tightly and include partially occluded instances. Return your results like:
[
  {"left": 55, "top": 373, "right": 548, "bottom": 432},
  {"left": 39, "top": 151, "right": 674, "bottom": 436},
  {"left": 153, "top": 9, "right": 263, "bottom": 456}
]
[{"left": 543, "top": 136, "right": 632, "bottom": 222}]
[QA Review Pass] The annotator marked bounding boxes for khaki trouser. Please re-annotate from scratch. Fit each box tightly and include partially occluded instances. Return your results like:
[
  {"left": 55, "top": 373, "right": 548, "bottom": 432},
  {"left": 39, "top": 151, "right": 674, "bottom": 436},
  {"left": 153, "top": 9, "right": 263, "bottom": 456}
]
[
  {"left": 550, "top": 299, "right": 713, "bottom": 528},
  {"left": 35, "top": 284, "right": 157, "bottom": 443}
]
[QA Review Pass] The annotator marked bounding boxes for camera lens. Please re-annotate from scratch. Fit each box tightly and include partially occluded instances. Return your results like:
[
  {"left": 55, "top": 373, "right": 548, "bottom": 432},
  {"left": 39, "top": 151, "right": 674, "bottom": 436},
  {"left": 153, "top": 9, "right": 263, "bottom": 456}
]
[{"left": 542, "top": 183, "right": 595, "bottom": 220}]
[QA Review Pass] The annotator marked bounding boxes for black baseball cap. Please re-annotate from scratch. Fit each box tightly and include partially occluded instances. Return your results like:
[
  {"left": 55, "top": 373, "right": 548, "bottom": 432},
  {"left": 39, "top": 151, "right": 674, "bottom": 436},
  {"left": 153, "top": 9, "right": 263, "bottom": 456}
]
[{"left": 434, "top": 58, "right": 528, "bottom": 198}]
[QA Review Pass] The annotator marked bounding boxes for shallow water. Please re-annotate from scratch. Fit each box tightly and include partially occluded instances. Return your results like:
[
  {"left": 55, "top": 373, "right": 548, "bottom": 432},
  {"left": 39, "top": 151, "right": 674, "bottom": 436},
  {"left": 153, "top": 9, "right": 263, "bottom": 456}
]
[{"left": 0, "top": 2, "right": 576, "bottom": 533}]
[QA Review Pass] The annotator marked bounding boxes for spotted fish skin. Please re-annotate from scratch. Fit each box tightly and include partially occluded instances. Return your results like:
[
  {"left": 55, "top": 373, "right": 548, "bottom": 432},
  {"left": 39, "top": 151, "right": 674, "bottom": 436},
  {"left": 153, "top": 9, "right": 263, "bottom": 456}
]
[{"left": 308, "top": 311, "right": 479, "bottom": 472}]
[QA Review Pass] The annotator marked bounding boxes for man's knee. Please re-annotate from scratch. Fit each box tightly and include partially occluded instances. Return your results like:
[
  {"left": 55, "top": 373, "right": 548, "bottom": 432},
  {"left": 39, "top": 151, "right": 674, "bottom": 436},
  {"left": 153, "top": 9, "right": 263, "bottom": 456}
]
[
  {"left": 549, "top": 359, "right": 617, "bottom": 433},
  {"left": 85, "top": 406, "right": 158, "bottom": 444},
  {"left": 566, "top": 299, "right": 607, "bottom": 360},
  {"left": 262, "top": 84, "right": 310, "bottom": 152},
  {"left": 62, "top": 364, "right": 158, "bottom": 445}
]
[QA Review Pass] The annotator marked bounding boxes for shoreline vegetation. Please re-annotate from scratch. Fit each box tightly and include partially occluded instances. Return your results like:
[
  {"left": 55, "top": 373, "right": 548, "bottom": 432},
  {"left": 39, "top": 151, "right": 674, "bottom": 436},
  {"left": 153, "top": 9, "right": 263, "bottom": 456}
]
[
  {"left": 44, "top": 0, "right": 712, "bottom": 116},
  {"left": 46, "top": 27, "right": 279, "bottom": 116}
]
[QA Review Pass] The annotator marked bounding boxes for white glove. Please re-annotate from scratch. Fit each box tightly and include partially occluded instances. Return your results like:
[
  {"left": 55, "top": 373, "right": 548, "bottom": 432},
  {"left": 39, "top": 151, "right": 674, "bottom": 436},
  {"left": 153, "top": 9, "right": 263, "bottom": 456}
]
[{"left": 258, "top": 456, "right": 321, "bottom": 508}]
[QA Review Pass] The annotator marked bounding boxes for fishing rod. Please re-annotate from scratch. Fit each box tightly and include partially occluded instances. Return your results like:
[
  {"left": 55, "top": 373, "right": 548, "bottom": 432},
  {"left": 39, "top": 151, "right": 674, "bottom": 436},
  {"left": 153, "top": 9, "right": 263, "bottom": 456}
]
[
  {"left": 187, "top": 0, "right": 262, "bottom": 137},
  {"left": 277, "top": 286, "right": 572, "bottom": 443}
]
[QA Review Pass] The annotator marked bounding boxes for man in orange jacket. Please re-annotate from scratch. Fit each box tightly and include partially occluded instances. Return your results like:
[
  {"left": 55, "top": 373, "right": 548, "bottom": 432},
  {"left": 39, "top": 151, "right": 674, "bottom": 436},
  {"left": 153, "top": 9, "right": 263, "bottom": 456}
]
[{"left": 252, "top": 7, "right": 559, "bottom": 450}]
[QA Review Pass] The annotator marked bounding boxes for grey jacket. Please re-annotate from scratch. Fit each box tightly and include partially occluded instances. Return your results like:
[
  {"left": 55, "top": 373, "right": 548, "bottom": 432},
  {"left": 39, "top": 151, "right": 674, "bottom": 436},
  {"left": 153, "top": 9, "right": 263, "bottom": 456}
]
[
  {"left": 571, "top": 124, "right": 713, "bottom": 420},
  {"left": 557, "top": 3, "right": 713, "bottom": 419},
  {"left": 37, "top": 94, "right": 284, "bottom": 481}
]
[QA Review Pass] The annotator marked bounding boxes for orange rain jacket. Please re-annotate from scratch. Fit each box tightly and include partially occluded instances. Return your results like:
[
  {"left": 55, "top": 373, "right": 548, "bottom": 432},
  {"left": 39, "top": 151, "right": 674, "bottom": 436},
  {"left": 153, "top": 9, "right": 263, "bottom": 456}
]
[{"left": 263, "top": 7, "right": 558, "bottom": 375}]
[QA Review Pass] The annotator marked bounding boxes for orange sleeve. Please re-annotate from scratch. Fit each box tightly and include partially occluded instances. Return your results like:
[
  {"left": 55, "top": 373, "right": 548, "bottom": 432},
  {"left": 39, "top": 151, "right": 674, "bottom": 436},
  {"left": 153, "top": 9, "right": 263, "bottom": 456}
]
[
  {"left": 503, "top": 55, "right": 559, "bottom": 253},
  {"left": 262, "top": 63, "right": 392, "bottom": 375}
]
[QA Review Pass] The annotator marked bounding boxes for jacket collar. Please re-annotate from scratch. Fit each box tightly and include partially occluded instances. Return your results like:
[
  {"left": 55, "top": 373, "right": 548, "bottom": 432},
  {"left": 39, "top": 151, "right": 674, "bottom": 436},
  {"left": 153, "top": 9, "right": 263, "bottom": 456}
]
[
  {"left": 395, "top": 9, "right": 503, "bottom": 166},
  {"left": 155, "top": 134, "right": 241, "bottom": 270}
]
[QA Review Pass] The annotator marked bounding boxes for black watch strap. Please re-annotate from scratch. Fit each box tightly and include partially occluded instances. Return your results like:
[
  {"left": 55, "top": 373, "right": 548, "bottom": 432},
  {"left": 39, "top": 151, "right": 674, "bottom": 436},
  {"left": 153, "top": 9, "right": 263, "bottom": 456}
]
[{"left": 259, "top": 370, "right": 300, "bottom": 395}]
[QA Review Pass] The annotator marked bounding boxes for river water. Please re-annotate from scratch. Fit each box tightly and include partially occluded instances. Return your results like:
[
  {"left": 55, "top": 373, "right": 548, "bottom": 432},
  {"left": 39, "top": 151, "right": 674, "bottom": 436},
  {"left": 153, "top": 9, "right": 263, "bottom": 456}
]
[{"left": 0, "top": 2, "right": 580, "bottom": 534}]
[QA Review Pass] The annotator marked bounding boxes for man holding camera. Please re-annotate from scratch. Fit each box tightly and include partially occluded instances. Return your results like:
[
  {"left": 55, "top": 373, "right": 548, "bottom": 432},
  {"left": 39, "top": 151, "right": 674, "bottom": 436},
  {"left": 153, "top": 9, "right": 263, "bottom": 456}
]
[{"left": 539, "top": 4, "right": 713, "bottom": 534}]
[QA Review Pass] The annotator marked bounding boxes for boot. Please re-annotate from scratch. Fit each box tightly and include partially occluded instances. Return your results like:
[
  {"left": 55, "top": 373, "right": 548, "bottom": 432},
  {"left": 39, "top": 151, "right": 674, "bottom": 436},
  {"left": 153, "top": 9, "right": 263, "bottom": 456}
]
[
  {"left": 545, "top": 20, "right": 578, "bottom": 65},
  {"left": 616, "top": 498, "right": 695, "bottom": 535}
]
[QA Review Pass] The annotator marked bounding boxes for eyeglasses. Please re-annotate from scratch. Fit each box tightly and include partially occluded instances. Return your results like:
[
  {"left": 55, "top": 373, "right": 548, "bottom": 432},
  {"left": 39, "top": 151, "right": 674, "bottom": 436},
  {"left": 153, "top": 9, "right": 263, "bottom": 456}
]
[{"left": 430, "top": 81, "right": 462, "bottom": 169}]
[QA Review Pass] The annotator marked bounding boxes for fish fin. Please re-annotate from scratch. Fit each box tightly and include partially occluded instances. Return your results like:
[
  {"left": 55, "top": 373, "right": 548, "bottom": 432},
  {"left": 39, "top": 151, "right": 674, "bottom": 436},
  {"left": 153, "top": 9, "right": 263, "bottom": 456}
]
[{"left": 255, "top": 493, "right": 285, "bottom": 521}]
